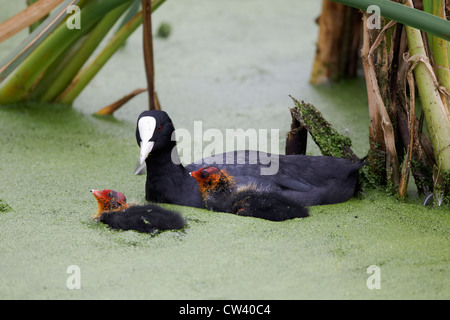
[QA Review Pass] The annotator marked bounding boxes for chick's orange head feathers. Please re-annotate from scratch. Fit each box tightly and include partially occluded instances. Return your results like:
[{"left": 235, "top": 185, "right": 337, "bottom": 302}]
[
  {"left": 91, "top": 189, "right": 128, "bottom": 213},
  {"left": 189, "top": 167, "right": 234, "bottom": 197}
]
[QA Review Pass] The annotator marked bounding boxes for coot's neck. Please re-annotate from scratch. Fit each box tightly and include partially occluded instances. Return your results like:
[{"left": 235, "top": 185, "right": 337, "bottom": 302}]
[
  {"left": 146, "top": 146, "right": 187, "bottom": 179},
  {"left": 144, "top": 146, "right": 189, "bottom": 203}
]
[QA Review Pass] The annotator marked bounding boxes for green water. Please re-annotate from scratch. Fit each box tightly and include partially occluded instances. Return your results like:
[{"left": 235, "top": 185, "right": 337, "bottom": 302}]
[{"left": 0, "top": 0, "right": 449, "bottom": 299}]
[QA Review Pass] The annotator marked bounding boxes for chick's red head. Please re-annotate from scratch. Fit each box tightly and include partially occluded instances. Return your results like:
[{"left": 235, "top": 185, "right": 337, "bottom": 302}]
[
  {"left": 189, "top": 167, "right": 234, "bottom": 198},
  {"left": 190, "top": 166, "right": 220, "bottom": 181},
  {"left": 91, "top": 189, "right": 128, "bottom": 216}
]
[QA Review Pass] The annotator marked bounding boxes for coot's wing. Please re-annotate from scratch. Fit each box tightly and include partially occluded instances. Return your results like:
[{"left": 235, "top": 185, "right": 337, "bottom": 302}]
[
  {"left": 187, "top": 151, "right": 363, "bottom": 197},
  {"left": 193, "top": 150, "right": 314, "bottom": 192}
]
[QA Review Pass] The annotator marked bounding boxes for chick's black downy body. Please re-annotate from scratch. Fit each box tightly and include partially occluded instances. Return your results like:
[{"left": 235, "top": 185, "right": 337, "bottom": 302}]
[
  {"left": 191, "top": 167, "right": 309, "bottom": 221},
  {"left": 99, "top": 204, "right": 185, "bottom": 233},
  {"left": 230, "top": 186, "right": 310, "bottom": 221},
  {"left": 91, "top": 189, "right": 185, "bottom": 233}
]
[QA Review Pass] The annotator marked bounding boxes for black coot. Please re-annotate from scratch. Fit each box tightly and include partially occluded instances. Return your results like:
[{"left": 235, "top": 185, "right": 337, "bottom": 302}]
[{"left": 136, "top": 110, "right": 364, "bottom": 208}]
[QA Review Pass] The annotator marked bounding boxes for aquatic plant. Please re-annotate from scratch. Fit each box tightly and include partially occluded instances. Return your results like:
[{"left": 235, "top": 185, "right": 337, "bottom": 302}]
[
  {"left": 0, "top": 0, "right": 164, "bottom": 109},
  {"left": 312, "top": 0, "right": 450, "bottom": 203}
]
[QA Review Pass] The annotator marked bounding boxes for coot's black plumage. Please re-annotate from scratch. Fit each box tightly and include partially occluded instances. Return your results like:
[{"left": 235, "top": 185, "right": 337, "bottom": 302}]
[
  {"left": 190, "top": 166, "right": 309, "bottom": 221},
  {"left": 136, "top": 110, "right": 364, "bottom": 208},
  {"left": 91, "top": 189, "right": 185, "bottom": 233}
]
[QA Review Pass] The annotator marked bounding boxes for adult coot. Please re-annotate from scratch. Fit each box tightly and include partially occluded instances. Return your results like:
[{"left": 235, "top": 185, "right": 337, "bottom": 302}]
[
  {"left": 190, "top": 166, "right": 309, "bottom": 221},
  {"left": 90, "top": 189, "right": 185, "bottom": 233},
  {"left": 136, "top": 110, "right": 364, "bottom": 208}
]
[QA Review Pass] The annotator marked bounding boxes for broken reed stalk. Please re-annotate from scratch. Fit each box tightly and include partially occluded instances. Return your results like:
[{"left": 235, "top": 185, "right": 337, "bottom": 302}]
[
  {"left": 285, "top": 112, "right": 307, "bottom": 156},
  {"left": 95, "top": 88, "right": 147, "bottom": 115},
  {"left": 288, "top": 96, "right": 359, "bottom": 161}
]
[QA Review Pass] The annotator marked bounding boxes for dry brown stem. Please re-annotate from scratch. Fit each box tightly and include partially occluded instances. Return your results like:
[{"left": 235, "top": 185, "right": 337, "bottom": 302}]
[
  {"left": 95, "top": 88, "right": 147, "bottom": 115},
  {"left": 362, "top": 14, "right": 400, "bottom": 186}
]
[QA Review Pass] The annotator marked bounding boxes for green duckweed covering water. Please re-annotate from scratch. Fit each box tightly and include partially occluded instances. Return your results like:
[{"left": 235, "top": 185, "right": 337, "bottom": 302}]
[{"left": 0, "top": 0, "right": 449, "bottom": 300}]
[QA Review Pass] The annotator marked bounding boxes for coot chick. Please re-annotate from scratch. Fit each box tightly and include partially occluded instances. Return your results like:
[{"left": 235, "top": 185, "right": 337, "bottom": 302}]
[
  {"left": 190, "top": 167, "right": 309, "bottom": 221},
  {"left": 91, "top": 189, "right": 128, "bottom": 219},
  {"left": 136, "top": 110, "right": 365, "bottom": 208},
  {"left": 90, "top": 189, "right": 185, "bottom": 233}
]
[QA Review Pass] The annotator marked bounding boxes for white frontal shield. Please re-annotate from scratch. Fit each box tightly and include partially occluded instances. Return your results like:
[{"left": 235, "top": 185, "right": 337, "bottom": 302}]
[{"left": 138, "top": 116, "right": 157, "bottom": 165}]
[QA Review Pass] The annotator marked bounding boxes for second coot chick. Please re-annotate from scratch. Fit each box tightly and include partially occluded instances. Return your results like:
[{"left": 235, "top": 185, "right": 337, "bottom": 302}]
[
  {"left": 90, "top": 189, "right": 185, "bottom": 233},
  {"left": 190, "top": 167, "right": 309, "bottom": 221}
]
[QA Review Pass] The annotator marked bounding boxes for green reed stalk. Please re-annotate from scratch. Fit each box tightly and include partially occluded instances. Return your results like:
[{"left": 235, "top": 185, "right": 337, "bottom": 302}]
[
  {"left": 0, "top": 0, "right": 132, "bottom": 104},
  {"left": 57, "top": 0, "right": 165, "bottom": 104}
]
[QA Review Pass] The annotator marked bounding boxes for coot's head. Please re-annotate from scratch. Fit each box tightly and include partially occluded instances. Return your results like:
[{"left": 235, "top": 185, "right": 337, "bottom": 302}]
[
  {"left": 90, "top": 189, "right": 128, "bottom": 214},
  {"left": 189, "top": 167, "right": 234, "bottom": 197},
  {"left": 136, "top": 110, "right": 176, "bottom": 165}
]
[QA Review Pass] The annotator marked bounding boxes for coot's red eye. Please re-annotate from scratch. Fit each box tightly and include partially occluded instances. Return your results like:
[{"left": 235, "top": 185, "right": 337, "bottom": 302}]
[{"left": 157, "top": 125, "right": 162, "bottom": 131}]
